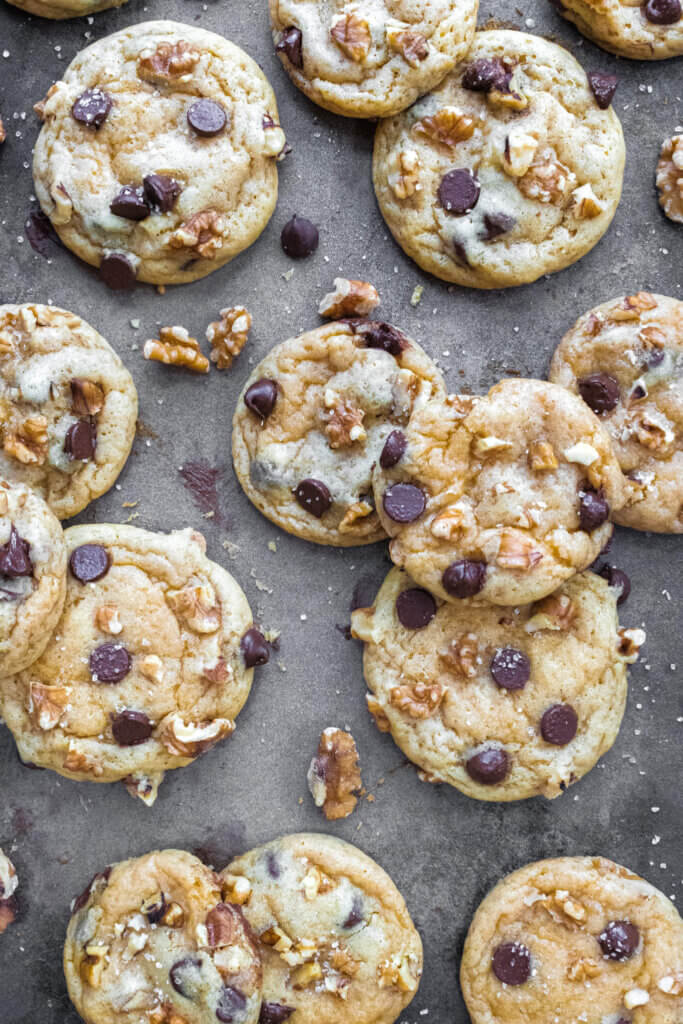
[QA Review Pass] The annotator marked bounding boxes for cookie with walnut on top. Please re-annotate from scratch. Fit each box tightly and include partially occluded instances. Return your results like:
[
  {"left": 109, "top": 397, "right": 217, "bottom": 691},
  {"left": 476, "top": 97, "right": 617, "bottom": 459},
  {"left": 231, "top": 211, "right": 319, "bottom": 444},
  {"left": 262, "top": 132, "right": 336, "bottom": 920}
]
[{"left": 551, "top": 0, "right": 683, "bottom": 60}]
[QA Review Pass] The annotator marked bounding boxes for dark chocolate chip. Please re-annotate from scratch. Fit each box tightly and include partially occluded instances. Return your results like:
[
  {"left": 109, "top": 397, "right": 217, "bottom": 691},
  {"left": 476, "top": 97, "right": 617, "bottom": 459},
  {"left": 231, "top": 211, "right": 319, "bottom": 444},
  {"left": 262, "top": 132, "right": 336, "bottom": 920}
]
[
  {"left": 380, "top": 430, "right": 407, "bottom": 468},
  {"left": 143, "top": 174, "right": 182, "bottom": 213},
  {"left": 69, "top": 544, "right": 110, "bottom": 583},
  {"left": 241, "top": 628, "right": 270, "bottom": 668},
  {"left": 343, "top": 894, "right": 364, "bottom": 929},
  {"left": 110, "top": 185, "right": 149, "bottom": 221},
  {"left": 540, "top": 704, "right": 578, "bottom": 745},
  {"left": 490, "top": 648, "right": 530, "bottom": 690},
  {"left": 294, "top": 478, "right": 332, "bottom": 518},
  {"left": 382, "top": 483, "right": 425, "bottom": 523},
  {"left": 579, "top": 488, "right": 610, "bottom": 532},
  {"left": 643, "top": 0, "right": 681, "bottom": 22},
  {"left": 631, "top": 384, "right": 646, "bottom": 401},
  {"left": 587, "top": 72, "right": 618, "bottom": 109},
  {"left": 89, "top": 643, "right": 131, "bottom": 684},
  {"left": 187, "top": 99, "right": 228, "bottom": 137},
  {"left": 64, "top": 419, "right": 96, "bottom": 460},
  {"left": 395, "top": 588, "right": 436, "bottom": 629},
  {"left": 438, "top": 169, "right": 480, "bottom": 215},
  {"left": 491, "top": 942, "right": 531, "bottom": 985},
  {"left": 259, "top": 1004, "right": 295, "bottom": 1024},
  {"left": 481, "top": 212, "right": 516, "bottom": 240},
  {"left": 0, "top": 526, "right": 32, "bottom": 578},
  {"left": 72, "top": 88, "right": 113, "bottom": 129},
  {"left": 170, "top": 956, "right": 203, "bottom": 998},
  {"left": 72, "top": 867, "right": 111, "bottom": 913},
  {"left": 266, "top": 851, "right": 281, "bottom": 879},
  {"left": 462, "top": 57, "right": 510, "bottom": 93},
  {"left": 352, "top": 320, "right": 407, "bottom": 356},
  {"left": 577, "top": 373, "right": 620, "bottom": 414},
  {"left": 112, "top": 710, "right": 153, "bottom": 747},
  {"left": 598, "top": 920, "right": 640, "bottom": 960},
  {"left": 646, "top": 349, "right": 665, "bottom": 368},
  {"left": 466, "top": 747, "right": 509, "bottom": 785},
  {"left": 453, "top": 240, "right": 470, "bottom": 266},
  {"left": 244, "top": 378, "right": 278, "bottom": 420},
  {"left": 442, "top": 559, "right": 487, "bottom": 598},
  {"left": 216, "top": 985, "right": 246, "bottom": 1022},
  {"left": 597, "top": 564, "right": 630, "bottom": 605},
  {"left": 143, "top": 892, "right": 166, "bottom": 924},
  {"left": 276, "top": 26, "right": 304, "bottom": 68},
  {"left": 281, "top": 214, "right": 319, "bottom": 258},
  {"left": 99, "top": 252, "right": 136, "bottom": 291},
  {"left": 25, "top": 208, "right": 61, "bottom": 258}
]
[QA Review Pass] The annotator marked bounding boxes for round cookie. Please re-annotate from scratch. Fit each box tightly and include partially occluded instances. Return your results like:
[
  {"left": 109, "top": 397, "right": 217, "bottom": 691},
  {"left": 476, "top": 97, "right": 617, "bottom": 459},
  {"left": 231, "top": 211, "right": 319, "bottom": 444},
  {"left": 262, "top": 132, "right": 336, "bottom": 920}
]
[
  {"left": 352, "top": 567, "right": 639, "bottom": 801},
  {"left": 460, "top": 856, "right": 683, "bottom": 1024},
  {"left": 372, "top": 379, "right": 628, "bottom": 606},
  {"left": 33, "top": 21, "right": 286, "bottom": 287},
  {"left": 0, "top": 524, "right": 265, "bottom": 804},
  {"left": 270, "top": 0, "right": 479, "bottom": 119},
  {"left": 64, "top": 850, "right": 263, "bottom": 1024},
  {"left": 223, "top": 833, "right": 423, "bottom": 1024},
  {"left": 0, "top": 480, "right": 66, "bottom": 677},
  {"left": 550, "top": 292, "right": 683, "bottom": 533},
  {"left": 5, "top": 0, "right": 128, "bottom": 20},
  {"left": 0, "top": 304, "right": 137, "bottom": 519},
  {"left": 232, "top": 320, "right": 446, "bottom": 546},
  {"left": 552, "top": 0, "right": 683, "bottom": 60},
  {"left": 372, "top": 30, "right": 625, "bottom": 288}
]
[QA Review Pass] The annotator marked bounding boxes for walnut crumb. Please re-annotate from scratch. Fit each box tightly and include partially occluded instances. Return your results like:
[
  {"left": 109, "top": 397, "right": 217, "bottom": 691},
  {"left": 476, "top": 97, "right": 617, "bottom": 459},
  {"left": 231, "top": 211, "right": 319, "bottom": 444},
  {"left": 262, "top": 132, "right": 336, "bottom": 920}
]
[
  {"left": 206, "top": 307, "right": 252, "bottom": 369},
  {"left": 318, "top": 278, "right": 380, "bottom": 319},
  {"left": 144, "top": 327, "right": 209, "bottom": 374},
  {"left": 307, "top": 727, "right": 361, "bottom": 820}
]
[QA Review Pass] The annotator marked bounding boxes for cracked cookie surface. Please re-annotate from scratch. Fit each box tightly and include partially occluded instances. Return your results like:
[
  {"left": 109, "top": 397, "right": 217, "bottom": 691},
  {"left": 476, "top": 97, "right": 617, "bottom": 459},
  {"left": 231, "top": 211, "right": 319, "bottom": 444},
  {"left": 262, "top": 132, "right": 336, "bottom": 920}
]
[
  {"left": 552, "top": 0, "right": 683, "bottom": 60},
  {"left": 372, "top": 30, "right": 625, "bottom": 288}
]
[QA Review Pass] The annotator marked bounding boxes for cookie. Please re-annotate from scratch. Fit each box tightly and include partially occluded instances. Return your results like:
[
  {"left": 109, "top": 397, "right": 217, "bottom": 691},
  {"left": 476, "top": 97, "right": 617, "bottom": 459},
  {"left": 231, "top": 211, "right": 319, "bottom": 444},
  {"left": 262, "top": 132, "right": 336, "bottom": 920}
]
[
  {"left": 0, "top": 480, "right": 66, "bottom": 677},
  {"left": 0, "top": 304, "right": 137, "bottom": 519},
  {"left": 372, "top": 379, "right": 628, "bottom": 606},
  {"left": 270, "top": 0, "right": 479, "bottom": 119},
  {"left": 223, "top": 833, "right": 423, "bottom": 1024},
  {"left": 64, "top": 850, "right": 263, "bottom": 1024},
  {"left": 5, "top": 0, "right": 127, "bottom": 20},
  {"left": 352, "top": 567, "right": 640, "bottom": 801},
  {"left": 550, "top": 292, "right": 683, "bottom": 533},
  {"left": 460, "top": 856, "right": 683, "bottom": 1024},
  {"left": 232, "top": 320, "right": 446, "bottom": 546},
  {"left": 0, "top": 524, "right": 265, "bottom": 804},
  {"left": 553, "top": 0, "right": 683, "bottom": 60},
  {"left": 372, "top": 30, "right": 625, "bottom": 288},
  {"left": 33, "top": 21, "right": 286, "bottom": 287},
  {"left": 657, "top": 134, "right": 683, "bottom": 223}
]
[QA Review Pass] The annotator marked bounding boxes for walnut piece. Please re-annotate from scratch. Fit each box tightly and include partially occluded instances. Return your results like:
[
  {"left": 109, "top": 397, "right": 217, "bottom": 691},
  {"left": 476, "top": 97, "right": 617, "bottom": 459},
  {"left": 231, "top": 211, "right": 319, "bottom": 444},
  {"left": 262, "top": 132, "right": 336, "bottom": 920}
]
[
  {"left": 95, "top": 605, "right": 123, "bottom": 636},
  {"left": 318, "top": 278, "right": 380, "bottom": 319},
  {"left": 391, "top": 149, "right": 421, "bottom": 199},
  {"left": 610, "top": 292, "right": 658, "bottom": 322},
  {"left": 413, "top": 107, "right": 476, "bottom": 149},
  {"left": 221, "top": 873, "right": 252, "bottom": 906},
  {"left": 430, "top": 502, "right": 470, "bottom": 539},
  {"left": 0, "top": 848, "right": 18, "bottom": 903},
  {"left": 656, "top": 134, "right": 683, "bottom": 223},
  {"left": 123, "top": 771, "right": 163, "bottom": 806},
  {"left": 377, "top": 954, "right": 419, "bottom": 993},
  {"left": 0, "top": 118, "right": 5, "bottom": 145},
  {"left": 658, "top": 973, "right": 683, "bottom": 996},
  {"left": 144, "top": 327, "right": 210, "bottom": 374},
  {"left": 139, "top": 654, "right": 164, "bottom": 684},
  {"left": 632, "top": 409, "right": 675, "bottom": 453},
  {"left": 330, "top": 945, "right": 361, "bottom": 978},
  {"left": 29, "top": 681, "right": 70, "bottom": 730},
  {"left": 206, "top": 903, "right": 244, "bottom": 947},
  {"left": 137, "top": 41, "right": 200, "bottom": 82},
  {"left": 525, "top": 592, "right": 576, "bottom": 633},
  {"left": 618, "top": 626, "right": 646, "bottom": 662},
  {"left": 167, "top": 583, "right": 221, "bottom": 632},
  {"left": 440, "top": 632, "right": 478, "bottom": 677},
  {"left": 366, "top": 694, "right": 391, "bottom": 732},
  {"left": 567, "top": 957, "right": 601, "bottom": 981},
  {"left": 3, "top": 415, "right": 48, "bottom": 465},
  {"left": 206, "top": 306, "right": 252, "bottom": 370},
  {"left": 63, "top": 744, "right": 104, "bottom": 777},
  {"left": 325, "top": 398, "right": 366, "bottom": 449},
  {"left": 71, "top": 378, "right": 104, "bottom": 416},
  {"left": 571, "top": 183, "right": 604, "bottom": 219},
  {"left": 330, "top": 11, "right": 372, "bottom": 62},
  {"left": 80, "top": 944, "right": 109, "bottom": 988},
  {"left": 307, "top": 727, "right": 361, "bottom": 821},
  {"left": 338, "top": 500, "right": 375, "bottom": 534},
  {"left": 202, "top": 658, "right": 231, "bottom": 684},
  {"left": 518, "top": 148, "right": 576, "bottom": 205},
  {"left": 292, "top": 962, "right": 323, "bottom": 988},
  {"left": 150, "top": 1004, "right": 190, "bottom": 1024},
  {"left": 386, "top": 25, "right": 429, "bottom": 67},
  {"left": 390, "top": 681, "right": 445, "bottom": 718},
  {"left": 496, "top": 529, "right": 543, "bottom": 570},
  {"left": 503, "top": 129, "right": 538, "bottom": 177},
  {"left": 170, "top": 209, "right": 227, "bottom": 260},
  {"left": 541, "top": 889, "right": 587, "bottom": 926},
  {"left": 528, "top": 440, "right": 558, "bottom": 471},
  {"left": 161, "top": 715, "right": 234, "bottom": 757}
]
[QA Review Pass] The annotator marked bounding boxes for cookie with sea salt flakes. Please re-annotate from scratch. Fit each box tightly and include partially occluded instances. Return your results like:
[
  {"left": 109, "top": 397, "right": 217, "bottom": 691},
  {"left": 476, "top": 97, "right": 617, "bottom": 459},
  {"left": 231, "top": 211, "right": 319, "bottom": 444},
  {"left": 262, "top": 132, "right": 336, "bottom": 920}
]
[
  {"left": 33, "top": 21, "right": 286, "bottom": 288},
  {"left": 552, "top": 0, "right": 683, "bottom": 60},
  {"left": 460, "top": 857, "right": 683, "bottom": 1024},
  {"left": 352, "top": 567, "right": 640, "bottom": 801},
  {"left": 222, "top": 833, "right": 423, "bottom": 1024},
  {"left": 372, "top": 30, "right": 625, "bottom": 288},
  {"left": 0, "top": 524, "right": 268, "bottom": 805},
  {"left": 5, "top": 0, "right": 128, "bottom": 20},
  {"left": 270, "top": 0, "right": 478, "bottom": 119},
  {"left": 231, "top": 319, "right": 446, "bottom": 546},
  {"left": 550, "top": 292, "right": 683, "bottom": 533},
  {"left": 64, "top": 850, "right": 263, "bottom": 1024}
]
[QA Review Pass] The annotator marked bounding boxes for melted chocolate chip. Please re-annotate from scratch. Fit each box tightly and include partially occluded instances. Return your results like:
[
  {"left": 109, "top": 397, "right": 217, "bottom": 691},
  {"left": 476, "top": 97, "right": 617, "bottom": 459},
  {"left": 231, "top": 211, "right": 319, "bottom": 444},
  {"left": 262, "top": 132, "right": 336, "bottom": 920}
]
[
  {"left": 266, "top": 851, "right": 281, "bottom": 879},
  {"left": 143, "top": 174, "right": 182, "bottom": 213},
  {"left": 598, "top": 920, "right": 640, "bottom": 960},
  {"left": 143, "top": 892, "right": 166, "bottom": 924},
  {"left": 112, "top": 710, "right": 153, "bottom": 746},
  {"left": 99, "top": 252, "right": 136, "bottom": 291},
  {"left": 588, "top": 72, "right": 618, "bottom": 109},
  {"left": 69, "top": 544, "right": 110, "bottom": 583},
  {"left": 453, "top": 240, "right": 470, "bottom": 266},
  {"left": 72, "top": 867, "right": 111, "bottom": 913},
  {"left": 64, "top": 419, "right": 96, "bottom": 460},
  {"left": 597, "top": 564, "right": 631, "bottom": 605},
  {"left": 25, "top": 208, "right": 61, "bottom": 258},
  {"left": 89, "top": 643, "right": 131, "bottom": 684},
  {"left": 380, "top": 430, "right": 407, "bottom": 468},
  {"left": 442, "top": 559, "right": 487, "bottom": 598},
  {"left": 187, "top": 99, "right": 228, "bottom": 137},
  {"left": 490, "top": 648, "right": 530, "bottom": 690},
  {"left": 294, "top": 478, "right": 331, "bottom": 518},
  {"left": 170, "top": 956, "right": 203, "bottom": 998},
  {"left": 216, "top": 985, "right": 246, "bottom": 1022},
  {"left": 643, "top": 0, "right": 681, "bottom": 22},
  {"left": 577, "top": 372, "right": 620, "bottom": 414},
  {"left": 281, "top": 214, "right": 319, "bottom": 258},
  {"left": 382, "top": 483, "right": 425, "bottom": 523},
  {"left": 579, "top": 488, "right": 610, "bottom": 532},
  {"left": 491, "top": 942, "right": 531, "bottom": 985},
  {"left": 438, "top": 169, "right": 480, "bottom": 215},
  {"left": 276, "top": 26, "right": 304, "bottom": 68},
  {"left": 241, "top": 628, "right": 270, "bottom": 668},
  {"left": 462, "top": 57, "right": 510, "bottom": 93},
  {"left": 540, "top": 704, "right": 578, "bottom": 745},
  {"left": 259, "top": 1004, "right": 295, "bottom": 1024},
  {"left": 0, "top": 526, "right": 32, "bottom": 578},
  {"left": 72, "top": 88, "right": 113, "bottom": 129},
  {"left": 395, "top": 588, "right": 436, "bottom": 629},
  {"left": 244, "top": 378, "right": 278, "bottom": 420},
  {"left": 110, "top": 185, "right": 149, "bottom": 221},
  {"left": 343, "top": 894, "right": 364, "bottom": 929},
  {"left": 466, "top": 747, "right": 509, "bottom": 785},
  {"left": 481, "top": 212, "right": 516, "bottom": 240}
]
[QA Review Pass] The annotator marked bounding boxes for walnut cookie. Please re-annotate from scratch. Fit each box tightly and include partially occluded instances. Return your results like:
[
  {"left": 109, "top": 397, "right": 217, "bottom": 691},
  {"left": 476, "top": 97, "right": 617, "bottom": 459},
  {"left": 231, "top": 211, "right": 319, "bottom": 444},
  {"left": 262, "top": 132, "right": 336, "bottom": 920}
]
[
  {"left": 64, "top": 850, "right": 263, "bottom": 1024},
  {"left": 5, "top": 0, "right": 127, "bottom": 21},
  {"left": 550, "top": 292, "right": 683, "bottom": 533},
  {"left": 33, "top": 21, "right": 286, "bottom": 288},
  {"left": 551, "top": 0, "right": 683, "bottom": 60},
  {"left": 352, "top": 567, "right": 641, "bottom": 801},
  {"left": 0, "top": 524, "right": 268, "bottom": 805},
  {"left": 270, "top": 0, "right": 479, "bottom": 118},
  {"left": 372, "top": 379, "right": 628, "bottom": 606},
  {"left": 460, "top": 856, "right": 683, "bottom": 1024},
  {"left": 372, "top": 30, "right": 625, "bottom": 288},
  {"left": 0, "top": 304, "right": 137, "bottom": 519},
  {"left": 223, "top": 833, "right": 423, "bottom": 1024},
  {"left": 231, "top": 319, "right": 446, "bottom": 546}
]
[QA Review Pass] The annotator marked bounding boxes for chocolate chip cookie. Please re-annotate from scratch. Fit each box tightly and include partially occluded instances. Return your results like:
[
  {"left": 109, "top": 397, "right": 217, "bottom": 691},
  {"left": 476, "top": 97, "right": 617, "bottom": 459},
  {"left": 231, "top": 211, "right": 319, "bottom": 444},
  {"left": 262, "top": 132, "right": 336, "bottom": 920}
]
[
  {"left": 461, "top": 856, "right": 683, "bottom": 1024},
  {"left": 6, "top": 0, "right": 127, "bottom": 19},
  {"left": 64, "top": 850, "right": 263, "bottom": 1024},
  {"left": 232, "top": 320, "right": 445, "bottom": 546},
  {"left": 372, "top": 30, "right": 625, "bottom": 288},
  {"left": 372, "top": 379, "right": 627, "bottom": 606},
  {"left": 0, "top": 524, "right": 266, "bottom": 804},
  {"left": 552, "top": 0, "right": 683, "bottom": 60},
  {"left": 33, "top": 21, "right": 286, "bottom": 287},
  {"left": 223, "top": 833, "right": 423, "bottom": 1024},
  {"left": 270, "top": 0, "right": 479, "bottom": 118},
  {"left": 0, "top": 304, "right": 137, "bottom": 519},
  {"left": 550, "top": 292, "right": 683, "bottom": 533},
  {"left": 352, "top": 567, "right": 641, "bottom": 801}
]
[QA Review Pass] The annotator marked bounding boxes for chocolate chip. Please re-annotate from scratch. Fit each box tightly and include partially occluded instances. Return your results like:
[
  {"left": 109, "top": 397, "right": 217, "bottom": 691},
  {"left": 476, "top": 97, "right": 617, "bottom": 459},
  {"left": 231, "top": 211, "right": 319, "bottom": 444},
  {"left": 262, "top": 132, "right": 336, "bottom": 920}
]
[
  {"left": 72, "top": 867, "right": 111, "bottom": 913},
  {"left": 587, "top": 72, "right": 618, "bottom": 109},
  {"left": 216, "top": 985, "right": 246, "bottom": 1022},
  {"left": 462, "top": 57, "right": 510, "bottom": 93},
  {"left": 598, "top": 920, "right": 640, "bottom": 960},
  {"left": 395, "top": 588, "right": 436, "bottom": 629},
  {"left": 99, "top": 252, "right": 136, "bottom": 291},
  {"left": 25, "top": 208, "right": 61, "bottom": 258},
  {"left": 481, "top": 212, "right": 516, "bottom": 240},
  {"left": 89, "top": 643, "right": 131, "bottom": 683},
  {"left": 490, "top": 648, "right": 530, "bottom": 690},
  {"left": 276, "top": 26, "right": 304, "bottom": 67},
  {"left": 349, "top": 319, "right": 408, "bottom": 356},
  {"left": 266, "top": 851, "right": 280, "bottom": 879},
  {"left": 643, "top": 0, "right": 681, "bottom": 22},
  {"left": 438, "top": 169, "right": 480, "bottom": 215},
  {"left": 343, "top": 894, "right": 364, "bottom": 929},
  {"left": 112, "top": 710, "right": 153, "bottom": 746},
  {"left": 69, "top": 544, "right": 110, "bottom": 583},
  {"left": 466, "top": 747, "right": 510, "bottom": 785},
  {"left": 187, "top": 99, "right": 228, "bottom": 137},
  {"left": 453, "top": 240, "right": 469, "bottom": 266},
  {"left": 597, "top": 564, "right": 631, "bottom": 605},
  {"left": 64, "top": 419, "right": 96, "bottom": 460},
  {"left": 579, "top": 488, "right": 610, "bottom": 532},
  {"left": 281, "top": 214, "right": 319, "bottom": 258},
  {"left": 540, "top": 704, "right": 578, "bottom": 745},
  {"left": 0, "top": 526, "right": 32, "bottom": 578},
  {"left": 577, "top": 373, "right": 620, "bottom": 414},
  {"left": 170, "top": 956, "right": 203, "bottom": 998},
  {"left": 110, "top": 185, "right": 149, "bottom": 221},
  {"left": 442, "top": 559, "right": 487, "bottom": 598},
  {"left": 259, "top": 1004, "right": 295, "bottom": 1024},
  {"left": 294, "top": 478, "right": 332, "bottom": 518},
  {"left": 143, "top": 174, "right": 182, "bottom": 213},
  {"left": 241, "top": 628, "right": 270, "bottom": 668},
  {"left": 143, "top": 892, "right": 166, "bottom": 924},
  {"left": 380, "top": 430, "right": 407, "bottom": 469},
  {"left": 244, "top": 378, "right": 278, "bottom": 420},
  {"left": 491, "top": 942, "right": 531, "bottom": 985},
  {"left": 72, "top": 88, "right": 113, "bottom": 129},
  {"left": 382, "top": 483, "right": 425, "bottom": 523}
]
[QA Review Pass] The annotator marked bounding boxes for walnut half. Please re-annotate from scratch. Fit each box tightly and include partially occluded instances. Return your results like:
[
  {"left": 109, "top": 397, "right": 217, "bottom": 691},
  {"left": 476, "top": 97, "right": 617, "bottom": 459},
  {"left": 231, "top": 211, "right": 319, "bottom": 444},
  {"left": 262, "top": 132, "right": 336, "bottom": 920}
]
[
  {"left": 330, "top": 11, "right": 371, "bottom": 62},
  {"left": 307, "top": 727, "right": 361, "bottom": 820},
  {"left": 137, "top": 41, "right": 200, "bottom": 83},
  {"left": 144, "top": 327, "right": 210, "bottom": 374},
  {"left": 207, "top": 306, "right": 252, "bottom": 369},
  {"left": 656, "top": 134, "right": 683, "bottom": 224},
  {"left": 318, "top": 278, "right": 380, "bottom": 319},
  {"left": 170, "top": 209, "right": 227, "bottom": 260},
  {"left": 390, "top": 681, "right": 445, "bottom": 718}
]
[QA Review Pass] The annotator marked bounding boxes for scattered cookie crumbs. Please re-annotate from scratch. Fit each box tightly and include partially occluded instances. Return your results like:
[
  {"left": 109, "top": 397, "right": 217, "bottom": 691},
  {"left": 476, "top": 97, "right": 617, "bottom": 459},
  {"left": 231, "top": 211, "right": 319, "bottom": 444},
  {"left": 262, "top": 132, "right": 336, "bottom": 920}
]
[
  {"left": 410, "top": 284, "right": 424, "bottom": 306},
  {"left": 221, "top": 539, "right": 240, "bottom": 559},
  {"left": 206, "top": 306, "right": 252, "bottom": 369},
  {"left": 267, "top": 540, "right": 277, "bottom": 552},
  {"left": 143, "top": 326, "right": 209, "bottom": 373},
  {"left": 121, "top": 501, "right": 138, "bottom": 509},
  {"left": 0, "top": 848, "right": 18, "bottom": 935},
  {"left": 318, "top": 277, "right": 380, "bottom": 318},
  {"left": 307, "top": 727, "right": 362, "bottom": 820}
]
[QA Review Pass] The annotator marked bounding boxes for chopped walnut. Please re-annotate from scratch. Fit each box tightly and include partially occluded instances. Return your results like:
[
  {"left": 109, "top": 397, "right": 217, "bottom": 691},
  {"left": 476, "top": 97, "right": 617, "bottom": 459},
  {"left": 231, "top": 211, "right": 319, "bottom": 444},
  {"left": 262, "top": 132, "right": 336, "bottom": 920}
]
[
  {"left": 623, "top": 988, "right": 650, "bottom": 1010},
  {"left": 29, "top": 681, "right": 70, "bottom": 730},
  {"left": 170, "top": 209, "right": 227, "bottom": 260},
  {"left": 474, "top": 435, "right": 512, "bottom": 455},
  {"left": 658, "top": 973, "right": 683, "bottom": 996},
  {"left": 610, "top": 292, "right": 657, "bottom": 321},
  {"left": 301, "top": 865, "right": 333, "bottom": 901},
  {"left": 318, "top": 278, "right": 380, "bottom": 319},
  {"left": 80, "top": 944, "right": 109, "bottom": 988},
  {"left": 366, "top": 694, "right": 391, "bottom": 732},
  {"left": 139, "top": 654, "right": 164, "bottom": 684},
  {"left": 0, "top": 849, "right": 18, "bottom": 904},
  {"left": 330, "top": 945, "right": 361, "bottom": 978},
  {"left": 390, "top": 681, "right": 445, "bottom": 718},
  {"left": 525, "top": 592, "right": 576, "bottom": 633},
  {"left": 71, "top": 378, "right": 104, "bottom": 416},
  {"left": 440, "top": 632, "right": 478, "bottom": 677},
  {"left": 518, "top": 148, "right": 576, "bottom": 205},
  {"left": 307, "top": 727, "right": 361, "bottom": 821},
  {"left": 632, "top": 409, "right": 675, "bottom": 453},
  {"left": 330, "top": 11, "right": 372, "bottom": 62},
  {"left": 0, "top": 118, "right": 5, "bottom": 145},
  {"left": 567, "top": 957, "right": 601, "bottom": 981},
  {"left": 63, "top": 744, "right": 104, "bottom": 777},
  {"left": 206, "top": 903, "right": 243, "bottom": 947},
  {"left": 571, "top": 183, "right": 604, "bottom": 219},
  {"left": 639, "top": 325, "right": 667, "bottom": 349},
  {"left": 656, "top": 134, "right": 683, "bottom": 223},
  {"left": 338, "top": 500, "right": 374, "bottom": 534},
  {"left": 137, "top": 41, "right": 200, "bottom": 82},
  {"left": 123, "top": 771, "right": 163, "bottom": 806},
  {"left": 430, "top": 503, "right": 469, "bottom": 539},
  {"left": 528, "top": 441, "right": 558, "bottom": 471},
  {"left": 206, "top": 307, "right": 252, "bottom": 370},
  {"left": 391, "top": 149, "right": 421, "bottom": 199},
  {"left": 167, "top": 583, "right": 221, "bottom": 632},
  {"left": 377, "top": 954, "right": 419, "bottom": 993},
  {"left": 386, "top": 25, "right": 429, "bottom": 67},
  {"left": 541, "top": 889, "right": 587, "bottom": 926},
  {"left": 489, "top": 77, "right": 528, "bottom": 111},
  {"left": 325, "top": 399, "right": 366, "bottom": 449},
  {"left": 161, "top": 715, "right": 234, "bottom": 757},
  {"left": 144, "top": 326, "right": 209, "bottom": 374},
  {"left": 221, "top": 873, "right": 252, "bottom": 906},
  {"left": 496, "top": 529, "right": 543, "bottom": 570},
  {"left": 149, "top": 1003, "right": 190, "bottom": 1024},
  {"left": 503, "top": 129, "right": 538, "bottom": 177},
  {"left": 413, "top": 107, "right": 476, "bottom": 149},
  {"left": 618, "top": 626, "right": 646, "bottom": 662},
  {"left": 292, "top": 962, "right": 323, "bottom": 989},
  {"left": 95, "top": 605, "right": 123, "bottom": 636},
  {"left": 3, "top": 415, "right": 48, "bottom": 465},
  {"left": 202, "top": 658, "right": 231, "bottom": 684},
  {"left": 33, "top": 83, "right": 59, "bottom": 121}
]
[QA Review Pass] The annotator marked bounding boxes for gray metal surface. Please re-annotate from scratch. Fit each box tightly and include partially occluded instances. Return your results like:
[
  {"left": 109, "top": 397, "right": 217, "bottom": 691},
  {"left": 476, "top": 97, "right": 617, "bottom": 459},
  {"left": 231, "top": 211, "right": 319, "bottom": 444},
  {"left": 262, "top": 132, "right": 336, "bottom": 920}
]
[{"left": 0, "top": 2, "right": 681, "bottom": 1021}]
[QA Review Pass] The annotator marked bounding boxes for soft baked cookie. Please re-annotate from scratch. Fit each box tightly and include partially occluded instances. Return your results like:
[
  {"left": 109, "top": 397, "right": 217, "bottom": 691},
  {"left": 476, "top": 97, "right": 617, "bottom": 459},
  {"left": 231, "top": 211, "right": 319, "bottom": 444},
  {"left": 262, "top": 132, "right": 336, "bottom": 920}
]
[
  {"left": 657, "top": 134, "right": 683, "bottom": 222},
  {"left": 460, "top": 856, "right": 683, "bottom": 1024},
  {"left": 372, "top": 30, "right": 625, "bottom": 288},
  {"left": 33, "top": 21, "right": 286, "bottom": 287},
  {"left": 223, "top": 833, "right": 423, "bottom": 1024},
  {"left": 270, "top": 0, "right": 479, "bottom": 118},
  {"left": 64, "top": 850, "right": 263, "bottom": 1024},
  {"left": 232, "top": 320, "right": 445, "bottom": 546},
  {"left": 0, "top": 480, "right": 66, "bottom": 677},
  {"left": 352, "top": 567, "right": 641, "bottom": 801},
  {"left": 550, "top": 292, "right": 683, "bottom": 533},
  {"left": 0, "top": 304, "right": 137, "bottom": 519},
  {"left": 5, "top": 0, "right": 128, "bottom": 20},
  {"left": 0, "top": 524, "right": 267, "bottom": 804},
  {"left": 552, "top": 0, "right": 683, "bottom": 60},
  {"left": 372, "top": 379, "right": 627, "bottom": 606}
]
